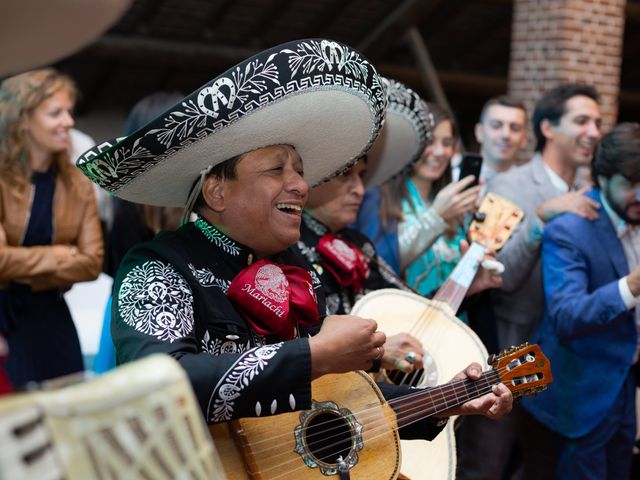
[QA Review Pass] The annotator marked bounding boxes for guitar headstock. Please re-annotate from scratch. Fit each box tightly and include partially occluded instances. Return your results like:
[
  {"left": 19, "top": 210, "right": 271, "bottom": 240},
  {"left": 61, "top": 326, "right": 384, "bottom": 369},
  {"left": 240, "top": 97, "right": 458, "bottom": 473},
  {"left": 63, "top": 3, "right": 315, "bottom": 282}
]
[
  {"left": 489, "top": 343, "right": 553, "bottom": 399},
  {"left": 469, "top": 193, "right": 523, "bottom": 251}
]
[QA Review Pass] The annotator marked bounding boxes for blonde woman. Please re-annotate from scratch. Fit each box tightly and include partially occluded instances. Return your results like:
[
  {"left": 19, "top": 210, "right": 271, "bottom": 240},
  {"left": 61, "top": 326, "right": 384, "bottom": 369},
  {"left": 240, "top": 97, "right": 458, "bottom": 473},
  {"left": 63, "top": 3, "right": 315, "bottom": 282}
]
[{"left": 0, "top": 68, "right": 103, "bottom": 386}]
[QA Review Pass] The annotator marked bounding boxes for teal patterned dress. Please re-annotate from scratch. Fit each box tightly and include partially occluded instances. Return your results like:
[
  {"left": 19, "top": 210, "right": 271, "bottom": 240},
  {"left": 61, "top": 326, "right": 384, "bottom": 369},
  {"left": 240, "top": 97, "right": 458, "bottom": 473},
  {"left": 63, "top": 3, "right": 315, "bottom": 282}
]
[{"left": 399, "top": 178, "right": 466, "bottom": 298}]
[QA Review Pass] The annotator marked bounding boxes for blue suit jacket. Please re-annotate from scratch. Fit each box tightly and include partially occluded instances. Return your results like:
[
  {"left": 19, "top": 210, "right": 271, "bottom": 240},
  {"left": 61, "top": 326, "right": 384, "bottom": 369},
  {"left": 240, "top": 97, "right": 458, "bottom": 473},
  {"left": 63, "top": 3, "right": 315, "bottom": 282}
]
[{"left": 522, "top": 189, "right": 637, "bottom": 439}]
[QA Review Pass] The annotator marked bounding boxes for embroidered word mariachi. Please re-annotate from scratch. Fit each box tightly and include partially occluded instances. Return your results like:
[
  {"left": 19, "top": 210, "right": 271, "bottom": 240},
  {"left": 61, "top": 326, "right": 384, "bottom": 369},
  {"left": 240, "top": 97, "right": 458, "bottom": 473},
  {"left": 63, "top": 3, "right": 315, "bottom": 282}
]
[{"left": 227, "top": 259, "right": 319, "bottom": 341}]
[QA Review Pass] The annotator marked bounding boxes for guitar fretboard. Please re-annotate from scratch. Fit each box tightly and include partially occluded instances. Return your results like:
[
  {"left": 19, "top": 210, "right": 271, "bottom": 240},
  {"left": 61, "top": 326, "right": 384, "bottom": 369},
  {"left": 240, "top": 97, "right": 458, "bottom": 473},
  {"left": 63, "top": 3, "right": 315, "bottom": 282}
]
[{"left": 393, "top": 368, "right": 501, "bottom": 427}]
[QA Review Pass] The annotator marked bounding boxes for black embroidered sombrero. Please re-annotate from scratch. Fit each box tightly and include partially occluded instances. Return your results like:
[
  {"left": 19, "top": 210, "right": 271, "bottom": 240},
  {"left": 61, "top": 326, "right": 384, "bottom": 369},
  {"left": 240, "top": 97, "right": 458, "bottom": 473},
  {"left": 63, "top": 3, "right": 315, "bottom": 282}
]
[
  {"left": 77, "top": 39, "right": 387, "bottom": 208},
  {"left": 363, "top": 77, "right": 434, "bottom": 187}
]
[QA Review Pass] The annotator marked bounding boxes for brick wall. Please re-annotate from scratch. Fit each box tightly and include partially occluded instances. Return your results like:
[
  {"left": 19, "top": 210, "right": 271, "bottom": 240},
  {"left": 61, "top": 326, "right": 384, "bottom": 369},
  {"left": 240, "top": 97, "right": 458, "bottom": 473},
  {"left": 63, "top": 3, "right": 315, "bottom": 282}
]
[{"left": 508, "top": 0, "right": 626, "bottom": 133}]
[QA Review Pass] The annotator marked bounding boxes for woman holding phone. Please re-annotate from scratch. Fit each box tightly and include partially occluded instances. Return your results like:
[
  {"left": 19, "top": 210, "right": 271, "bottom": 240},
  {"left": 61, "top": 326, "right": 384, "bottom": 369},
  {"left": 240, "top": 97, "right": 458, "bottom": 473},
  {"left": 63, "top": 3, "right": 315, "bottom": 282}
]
[{"left": 356, "top": 103, "right": 481, "bottom": 297}]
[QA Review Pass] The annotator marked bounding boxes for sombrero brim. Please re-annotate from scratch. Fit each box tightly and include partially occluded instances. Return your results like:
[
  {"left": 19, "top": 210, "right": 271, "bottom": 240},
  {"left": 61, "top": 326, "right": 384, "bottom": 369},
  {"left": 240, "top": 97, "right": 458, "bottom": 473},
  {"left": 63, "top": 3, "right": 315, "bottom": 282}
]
[
  {"left": 0, "top": 0, "right": 131, "bottom": 76},
  {"left": 77, "top": 39, "right": 386, "bottom": 207},
  {"left": 363, "top": 78, "right": 434, "bottom": 187}
]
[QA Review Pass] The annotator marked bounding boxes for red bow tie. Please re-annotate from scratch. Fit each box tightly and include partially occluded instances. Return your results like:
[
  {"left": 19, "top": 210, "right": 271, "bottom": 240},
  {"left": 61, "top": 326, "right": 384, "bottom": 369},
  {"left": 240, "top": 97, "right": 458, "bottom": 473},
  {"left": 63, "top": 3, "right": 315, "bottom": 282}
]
[
  {"left": 316, "top": 234, "right": 370, "bottom": 294},
  {"left": 226, "top": 259, "right": 319, "bottom": 341}
]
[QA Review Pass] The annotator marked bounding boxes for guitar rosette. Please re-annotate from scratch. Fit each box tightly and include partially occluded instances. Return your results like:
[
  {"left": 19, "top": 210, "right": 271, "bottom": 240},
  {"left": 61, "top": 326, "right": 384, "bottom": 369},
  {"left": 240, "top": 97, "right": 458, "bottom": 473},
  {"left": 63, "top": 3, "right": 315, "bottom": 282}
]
[{"left": 293, "top": 400, "right": 364, "bottom": 476}]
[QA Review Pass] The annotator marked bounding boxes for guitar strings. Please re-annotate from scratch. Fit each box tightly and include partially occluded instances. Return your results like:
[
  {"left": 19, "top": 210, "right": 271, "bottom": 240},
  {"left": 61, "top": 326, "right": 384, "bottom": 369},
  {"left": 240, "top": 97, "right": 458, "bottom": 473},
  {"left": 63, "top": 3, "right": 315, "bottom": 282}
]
[
  {"left": 238, "top": 344, "right": 516, "bottom": 457},
  {"left": 243, "top": 380, "right": 500, "bottom": 479},
  {"left": 361, "top": 243, "right": 484, "bottom": 387},
  {"left": 236, "top": 369, "right": 509, "bottom": 478},
  {"left": 257, "top": 359, "right": 542, "bottom": 480},
  {"left": 388, "top": 246, "right": 485, "bottom": 383},
  {"left": 244, "top": 366, "right": 505, "bottom": 455},
  {"left": 391, "top": 285, "right": 472, "bottom": 392},
  {"left": 364, "top": 199, "right": 519, "bottom": 380},
  {"left": 368, "top": 207, "right": 510, "bottom": 383},
  {"left": 236, "top": 205, "right": 521, "bottom": 477}
]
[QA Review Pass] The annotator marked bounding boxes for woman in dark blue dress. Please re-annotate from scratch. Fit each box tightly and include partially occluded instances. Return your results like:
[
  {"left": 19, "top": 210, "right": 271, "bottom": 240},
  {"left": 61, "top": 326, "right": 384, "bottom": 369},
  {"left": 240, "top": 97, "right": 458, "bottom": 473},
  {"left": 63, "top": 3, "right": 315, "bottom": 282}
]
[{"left": 0, "top": 68, "right": 103, "bottom": 386}]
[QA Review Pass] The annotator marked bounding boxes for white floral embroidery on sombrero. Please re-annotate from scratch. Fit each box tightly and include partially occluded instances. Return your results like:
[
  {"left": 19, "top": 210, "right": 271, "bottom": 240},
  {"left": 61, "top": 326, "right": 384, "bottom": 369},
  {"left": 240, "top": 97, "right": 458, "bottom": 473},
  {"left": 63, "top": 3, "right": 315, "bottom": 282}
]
[
  {"left": 118, "top": 260, "right": 194, "bottom": 343},
  {"left": 76, "top": 38, "right": 387, "bottom": 208},
  {"left": 255, "top": 264, "right": 289, "bottom": 304}
]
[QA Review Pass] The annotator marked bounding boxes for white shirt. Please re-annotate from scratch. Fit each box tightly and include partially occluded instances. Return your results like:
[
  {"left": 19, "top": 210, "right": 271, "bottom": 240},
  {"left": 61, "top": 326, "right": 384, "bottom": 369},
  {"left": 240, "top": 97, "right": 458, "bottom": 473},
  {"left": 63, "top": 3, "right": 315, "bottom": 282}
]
[
  {"left": 542, "top": 161, "right": 570, "bottom": 193},
  {"left": 601, "top": 193, "right": 640, "bottom": 362}
]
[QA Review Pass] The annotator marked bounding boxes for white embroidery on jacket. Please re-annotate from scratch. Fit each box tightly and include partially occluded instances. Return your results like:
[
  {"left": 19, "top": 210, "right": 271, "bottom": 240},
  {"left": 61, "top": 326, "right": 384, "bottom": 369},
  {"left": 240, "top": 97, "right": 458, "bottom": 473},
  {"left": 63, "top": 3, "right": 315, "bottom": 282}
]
[
  {"left": 207, "top": 343, "right": 282, "bottom": 422},
  {"left": 118, "top": 260, "right": 194, "bottom": 343},
  {"left": 188, "top": 263, "right": 231, "bottom": 292},
  {"left": 201, "top": 330, "right": 250, "bottom": 356}
]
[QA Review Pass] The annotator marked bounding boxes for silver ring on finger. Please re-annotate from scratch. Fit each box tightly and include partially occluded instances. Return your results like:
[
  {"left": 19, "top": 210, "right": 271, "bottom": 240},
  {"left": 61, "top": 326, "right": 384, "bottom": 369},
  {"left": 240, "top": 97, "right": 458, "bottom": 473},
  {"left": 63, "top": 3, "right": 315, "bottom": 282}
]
[
  {"left": 405, "top": 351, "right": 417, "bottom": 364},
  {"left": 393, "top": 359, "right": 407, "bottom": 372},
  {"left": 375, "top": 346, "right": 383, "bottom": 360}
]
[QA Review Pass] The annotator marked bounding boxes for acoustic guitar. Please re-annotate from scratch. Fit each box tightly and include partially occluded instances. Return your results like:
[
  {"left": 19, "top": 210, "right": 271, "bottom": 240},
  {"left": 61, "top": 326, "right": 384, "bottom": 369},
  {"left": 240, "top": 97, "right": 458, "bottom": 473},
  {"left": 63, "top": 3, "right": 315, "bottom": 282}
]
[
  {"left": 209, "top": 343, "right": 551, "bottom": 479},
  {"left": 350, "top": 193, "right": 523, "bottom": 480}
]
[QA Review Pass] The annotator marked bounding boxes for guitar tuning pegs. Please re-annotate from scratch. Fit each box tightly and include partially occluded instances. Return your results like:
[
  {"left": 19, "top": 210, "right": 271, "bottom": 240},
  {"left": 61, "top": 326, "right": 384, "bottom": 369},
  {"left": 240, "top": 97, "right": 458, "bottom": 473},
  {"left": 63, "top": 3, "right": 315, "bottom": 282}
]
[{"left": 511, "top": 342, "right": 529, "bottom": 351}]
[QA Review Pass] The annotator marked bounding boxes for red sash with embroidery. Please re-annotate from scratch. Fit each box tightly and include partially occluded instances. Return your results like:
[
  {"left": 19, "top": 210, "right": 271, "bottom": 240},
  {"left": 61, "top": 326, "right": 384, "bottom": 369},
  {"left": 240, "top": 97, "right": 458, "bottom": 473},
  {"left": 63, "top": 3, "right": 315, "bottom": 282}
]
[
  {"left": 316, "top": 234, "right": 370, "bottom": 293},
  {"left": 226, "top": 259, "right": 319, "bottom": 341}
]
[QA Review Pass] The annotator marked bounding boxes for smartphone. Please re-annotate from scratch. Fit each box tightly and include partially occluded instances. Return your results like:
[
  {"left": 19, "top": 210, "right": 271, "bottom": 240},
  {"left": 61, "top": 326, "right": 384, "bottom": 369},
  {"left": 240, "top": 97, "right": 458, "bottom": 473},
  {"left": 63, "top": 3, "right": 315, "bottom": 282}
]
[{"left": 458, "top": 153, "right": 483, "bottom": 189}]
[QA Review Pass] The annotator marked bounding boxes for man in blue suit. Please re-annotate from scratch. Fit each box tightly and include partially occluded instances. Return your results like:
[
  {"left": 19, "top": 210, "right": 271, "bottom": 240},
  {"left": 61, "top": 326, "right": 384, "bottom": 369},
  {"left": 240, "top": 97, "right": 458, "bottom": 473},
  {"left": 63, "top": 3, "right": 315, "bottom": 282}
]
[
  {"left": 459, "top": 84, "right": 602, "bottom": 480},
  {"left": 523, "top": 123, "right": 640, "bottom": 479}
]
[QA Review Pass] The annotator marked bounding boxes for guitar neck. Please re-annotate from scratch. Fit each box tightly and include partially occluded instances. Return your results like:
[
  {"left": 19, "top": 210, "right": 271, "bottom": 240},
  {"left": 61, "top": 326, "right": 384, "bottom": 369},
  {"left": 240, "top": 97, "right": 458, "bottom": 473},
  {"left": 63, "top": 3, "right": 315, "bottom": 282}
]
[
  {"left": 432, "top": 242, "right": 484, "bottom": 313},
  {"left": 393, "top": 368, "right": 501, "bottom": 428}
]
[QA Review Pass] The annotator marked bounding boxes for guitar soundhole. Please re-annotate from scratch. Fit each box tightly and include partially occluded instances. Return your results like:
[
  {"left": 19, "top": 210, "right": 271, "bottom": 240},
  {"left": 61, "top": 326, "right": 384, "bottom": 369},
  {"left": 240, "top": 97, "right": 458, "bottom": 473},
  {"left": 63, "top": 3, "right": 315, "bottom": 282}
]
[{"left": 305, "top": 412, "right": 352, "bottom": 465}]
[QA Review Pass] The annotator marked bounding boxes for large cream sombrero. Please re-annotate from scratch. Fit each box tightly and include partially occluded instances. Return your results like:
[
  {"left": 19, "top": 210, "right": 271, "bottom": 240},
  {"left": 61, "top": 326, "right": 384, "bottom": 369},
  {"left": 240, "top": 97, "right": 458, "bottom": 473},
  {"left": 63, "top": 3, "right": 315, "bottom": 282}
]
[
  {"left": 1, "top": 0, "right": 132, "bottom": 76},
  {"left": 77, "top": 39, "right": 387, "bottom": 208},
  {"left": 363, "top": 78, "right": 434, "bottom": 187}
]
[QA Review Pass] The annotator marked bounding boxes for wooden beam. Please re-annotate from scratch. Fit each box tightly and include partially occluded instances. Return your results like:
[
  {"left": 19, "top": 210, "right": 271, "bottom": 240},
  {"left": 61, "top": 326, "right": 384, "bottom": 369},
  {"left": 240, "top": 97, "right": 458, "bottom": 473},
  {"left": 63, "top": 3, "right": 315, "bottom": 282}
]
[
  {"left": 379, "top": 64, "right": 640, "bottom": 112},
  {"left": 379, "top": 64, "right": 510, "bottom": 98},
  {"left": 253, "top": 0, "right": 296, "bottom": 40},
  {"left": 87, "top": 34, "right": 259, "bottom": 67},
  {"left": 200, "top": 0, "right": 236, "bottom": 38},
  {"left": 404, "top": 26, "right": 465, "bottom": 149},
  {"left": 357, "top": 0, "right": 445, "bottom": 59},
  {"left": 305, "top": 0, "right": 351, "bottom": 36},
  {"left": 418, "top": 0, "right": 472, "bottom": 41},
  {"left": 404, "top": 30, "right": 452, "bottom": 100}
]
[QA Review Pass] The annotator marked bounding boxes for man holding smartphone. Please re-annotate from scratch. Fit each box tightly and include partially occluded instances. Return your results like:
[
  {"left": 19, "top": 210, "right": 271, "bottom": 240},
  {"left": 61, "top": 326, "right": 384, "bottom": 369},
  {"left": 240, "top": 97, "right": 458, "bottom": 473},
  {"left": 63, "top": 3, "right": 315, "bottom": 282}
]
[{"left": 452, "top": 95, "right": 527, "bottom": 192}]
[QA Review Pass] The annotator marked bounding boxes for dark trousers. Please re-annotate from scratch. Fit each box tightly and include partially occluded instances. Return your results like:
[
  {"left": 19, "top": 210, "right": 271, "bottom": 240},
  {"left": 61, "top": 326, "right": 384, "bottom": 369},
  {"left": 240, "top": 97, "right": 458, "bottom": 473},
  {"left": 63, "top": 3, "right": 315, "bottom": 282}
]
[{"left": 456, "top": 404, "right": 563, "bottom": 480}]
